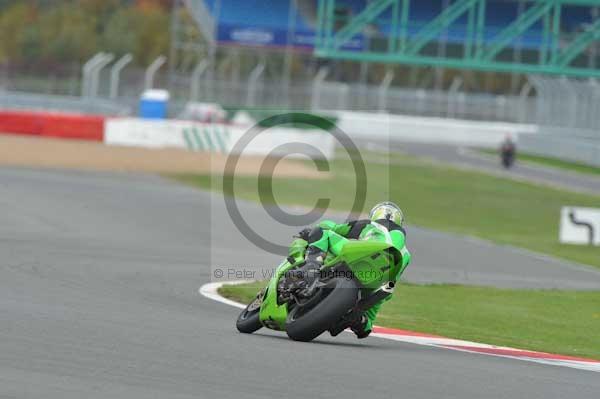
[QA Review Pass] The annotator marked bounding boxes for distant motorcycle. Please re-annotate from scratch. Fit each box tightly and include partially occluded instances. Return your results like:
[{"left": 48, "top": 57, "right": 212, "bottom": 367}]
[{"left": 500, "top": 138, "right": 516, "bottom": 169}]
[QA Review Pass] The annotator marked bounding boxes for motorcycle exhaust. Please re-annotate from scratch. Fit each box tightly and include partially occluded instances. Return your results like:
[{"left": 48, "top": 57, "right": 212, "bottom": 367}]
[{"left": 355, "top": 281, "right": 395, "bottom": 312}]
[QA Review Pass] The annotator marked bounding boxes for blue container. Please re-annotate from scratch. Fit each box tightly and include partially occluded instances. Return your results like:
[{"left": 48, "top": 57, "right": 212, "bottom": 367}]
[{"left": 139, "top": 89, "right": 170, "bottom": 119}]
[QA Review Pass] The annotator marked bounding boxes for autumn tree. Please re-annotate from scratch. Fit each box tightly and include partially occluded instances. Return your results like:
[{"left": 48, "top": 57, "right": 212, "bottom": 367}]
[{"left": 0, "top": 0, "right": 170, "bottom": 66}]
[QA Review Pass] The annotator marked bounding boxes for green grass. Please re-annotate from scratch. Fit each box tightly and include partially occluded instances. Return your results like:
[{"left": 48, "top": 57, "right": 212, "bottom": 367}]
[
  {"left": 481, "top": 148, "right": 600, "bottom": 176},
  {"left": 219, "top": 280, "right": 600, "bottom": 359},
  {"left": 172, "top": 152, "right": 600, "bottom": 269}
]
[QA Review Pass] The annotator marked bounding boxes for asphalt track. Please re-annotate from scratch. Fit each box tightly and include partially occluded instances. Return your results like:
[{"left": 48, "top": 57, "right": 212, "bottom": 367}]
[
  {"left": 391, "top": 141, "right": 600, "bottom": 195},
  {"left": 1, "top": 167, "right": 600, "bottom": 398}
]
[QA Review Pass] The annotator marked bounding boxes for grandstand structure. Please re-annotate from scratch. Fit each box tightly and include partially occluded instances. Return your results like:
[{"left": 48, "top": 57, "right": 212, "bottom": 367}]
[
  {"left": 2, "top": 1, "right": 599, "bottom": 129},
  {"left": 316, "top": 0, "right": 600, "bottom": 77},
  {"left": 165, "top": 0, "right": 600, "bottom": 165},
  {"left": 166, "top": 1, "right": 600, "bottom": 120},
  {"left": 171, "top": 0, "right": 600, "bottom": 85}
]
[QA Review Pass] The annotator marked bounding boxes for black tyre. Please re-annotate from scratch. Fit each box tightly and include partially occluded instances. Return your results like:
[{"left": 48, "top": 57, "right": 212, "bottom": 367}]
[
  {"left": 285, "top": 277, "right": 358, "bottom": 342},
  {"left": 236, "top": 296, "right": 263, "bottom": 334}
]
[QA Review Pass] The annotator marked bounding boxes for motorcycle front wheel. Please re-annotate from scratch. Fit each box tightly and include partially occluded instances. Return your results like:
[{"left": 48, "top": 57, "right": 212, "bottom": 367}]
[{"left": 236, "top": 295, "right": 263, "bottom": 334}]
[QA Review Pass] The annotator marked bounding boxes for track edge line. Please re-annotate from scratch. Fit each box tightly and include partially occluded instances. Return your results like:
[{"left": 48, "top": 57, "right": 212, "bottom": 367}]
[{"left": 198, "top": 281, "right": 600, "bottom": 373}]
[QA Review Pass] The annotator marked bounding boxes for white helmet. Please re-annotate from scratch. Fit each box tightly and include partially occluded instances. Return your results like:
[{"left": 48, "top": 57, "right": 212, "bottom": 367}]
[{"left": 369, "top": 201, "right": 404, "bottom": 226}]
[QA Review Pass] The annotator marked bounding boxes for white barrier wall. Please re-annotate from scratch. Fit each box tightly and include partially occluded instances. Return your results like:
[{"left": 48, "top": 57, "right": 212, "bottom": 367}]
[
  {"left": 104, "top": 117, "right": 335, "bottom": 160},
  {"left": 105, "top": 118, "right": 190, "bottom": 149},
  {"left": 104, "top": 113, "right": 537, "bottom": 160},
  {"left": 335, "top": 111, "right": 538, "bottom": 147},
  {"left": 519, "top": 134, "right": 600, "bottom": 168},
  {"left": 227, "top": 127, "right": 335, "bottom": 160}
]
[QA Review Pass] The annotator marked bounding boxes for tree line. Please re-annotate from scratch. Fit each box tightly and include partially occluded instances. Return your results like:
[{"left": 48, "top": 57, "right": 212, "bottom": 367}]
[{"left": 0, "top": 0, "right": 173, "bottom": 69}]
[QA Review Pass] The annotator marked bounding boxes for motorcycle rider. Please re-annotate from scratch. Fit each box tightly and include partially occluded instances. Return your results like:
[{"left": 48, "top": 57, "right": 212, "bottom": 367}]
[
  {"left": 291, "top": 201, "right": 411, "bottom": 339},
  {"left": 500, "top": 134, "right": 516, "bottom": 169}
]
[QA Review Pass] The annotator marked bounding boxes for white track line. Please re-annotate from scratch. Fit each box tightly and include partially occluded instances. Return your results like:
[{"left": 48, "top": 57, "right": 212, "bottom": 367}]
[
  {"left": 199, "top": 281, "right": 600, "bottom": 373},
  {"left": 199, "top": 281, "right": 249, "bottom": 310}
]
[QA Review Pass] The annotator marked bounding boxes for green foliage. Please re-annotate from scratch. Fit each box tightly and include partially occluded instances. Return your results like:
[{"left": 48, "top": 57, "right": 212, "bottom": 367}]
[
  {"left": 101, "top": 1, "right": 170, "bottom": 65},
  {"left": 0, "top": 0, "right": 169, "bottom": 66},
  {"left": 131, "top": 4, "right": 169, "bottom": 65},
  {"left": 0, "top": 3, "right": 36, "bottom": 63},
  {"left": 38, "top": 4, "right": 98, "bottom": 62},
  {"left": 102, "top": 8, "right": 140, "bottom": 57}
]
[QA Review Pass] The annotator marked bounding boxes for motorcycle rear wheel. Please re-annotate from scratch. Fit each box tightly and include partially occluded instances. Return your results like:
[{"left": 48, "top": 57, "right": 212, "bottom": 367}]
[{"left": 285, "top": 277, "right": 358, "bottom": 342}]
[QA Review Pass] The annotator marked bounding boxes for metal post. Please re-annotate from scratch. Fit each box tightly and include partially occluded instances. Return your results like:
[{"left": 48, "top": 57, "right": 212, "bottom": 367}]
[
  {"left": 145, "top": 55, "right": 167, "bottom": 91},
  {"left": 550, "top": 1, "right": 562, "bottom": 64},
  {"left": 511, "top": 0, "right": 525, "bottom": 93},
  {"left": 495, "top": 95, "right": 506, "bottom": 121},
  {"left": 518, "top": 81, "right": 532, "bottom": 123},
  {"left": 539, "top": 6, "right": 551, "bottom": 65},
  {"left": 559, "top": 77, "right": 578, "bottom": 128},
  {"left": 589, "top": 79, "right": 600, "bottom": 131},
  {"left": 206, "top": 46, "right": 216, "bottom": 101},
  {"left": 447, "top": 76, "right": 463, "bottom": 117},
  {"left": 589, "top": 7, "right": 599, "bottom": 70},
  {"left": 378, "top": 68, "right": 394, "bottom": 112},
  {"left": 206, "top": 0, "right": 220, "bottom": 101},
  {"left": 282, "top": 0, "right": 297, "bottom": 107},
  {"left": 231, "top": 47, "right": 240, "bottom": 87},
  {"left": 552, "top": 78, "right": 566, "bottom": 127},
  {"left": 246, "top": 61, "right": 266, "bottom": 107},
  {"left": 475, "top": 0, "right": 486, "bottom": 59},
  {"left": 399, "top": 0, "right": 410, "bottom": 51},
  {"left": 109, "top": 53, "right": 133, "bottom": 99},
  {"left": 90, "top": 53, "right": 114, "bottom": 98},
  {"left": 457, "top": 92, "right": 466, "bottom": 118},
  {"left": 528, "top": 75, "right": 545, "bottom": 126},
  {"left": 358, "top": 62, "right": 369, "bottom": 109},
  {"left": 435, "top": 0, "right": 450, "bottom": 91},
  {"left": 315, "top": 0, "right": 326, "bottom": 48},
  {"left": 389, "top": 0, "right": 400, "bottom": 52},
  {"left": 311, "top": 66, "right": 329, "bottom": 111},
  {"left": 464, "top": 0, "right": 475, "bottom": 58},
  {"left": 190, "top": 60, "right": 209, "bottom": 102},
  {"left": 337, "top": 83, "right": 349, "bottom": 110},
  {"left": 81, "top": 52, "right": 106, "bottom": 97},
  {"left": 582, "top": 80, "right": 595, "bottom": 129},
  {"left": 416, "top": 89, "right": 426, "bottom": 115},
  {"left": 544, "top": 77, "right": 558, "bottom": 127}
]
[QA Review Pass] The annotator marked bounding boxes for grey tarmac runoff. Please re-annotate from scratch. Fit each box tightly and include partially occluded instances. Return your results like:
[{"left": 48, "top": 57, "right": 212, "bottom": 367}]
[{"left": 1, "top": 167, "right": 599, "bottom": 399}]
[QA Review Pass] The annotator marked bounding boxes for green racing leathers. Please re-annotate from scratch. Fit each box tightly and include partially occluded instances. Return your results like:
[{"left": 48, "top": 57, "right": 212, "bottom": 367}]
[{"left": 295, "top": 218, "right": 411, "bottom": 334}]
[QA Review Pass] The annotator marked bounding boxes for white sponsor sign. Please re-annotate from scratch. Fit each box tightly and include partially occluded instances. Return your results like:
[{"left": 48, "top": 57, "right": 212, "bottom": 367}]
[
  {"left": 104, "top": 117, "right": 335, "bottom": 160},
  {"left": 105, "top": 118, "right": 189, "bottom": 148},
  {"left": 559, "top": 206, "right": 600, "bottom": 246}
]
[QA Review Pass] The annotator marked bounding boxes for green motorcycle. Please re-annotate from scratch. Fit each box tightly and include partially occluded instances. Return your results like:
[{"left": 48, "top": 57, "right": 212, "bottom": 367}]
[{"left": 235, "top": 229, "right": 405, "bottom": 342}]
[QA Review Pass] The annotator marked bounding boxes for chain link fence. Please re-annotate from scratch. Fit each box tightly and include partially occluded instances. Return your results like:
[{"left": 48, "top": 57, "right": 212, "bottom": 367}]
[
  {"left": 519, "top": 75, "right": 600, "bottom": 167},
  {"left": 163, "top": 70, "right": 536, "bottom": 123},
  {"left": 0, "top": 60, "right": 536, "bottom": 123}
]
